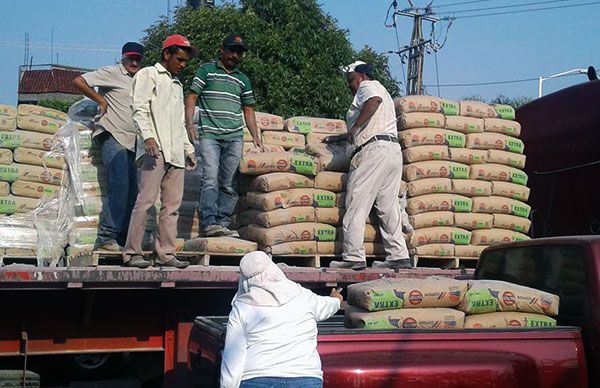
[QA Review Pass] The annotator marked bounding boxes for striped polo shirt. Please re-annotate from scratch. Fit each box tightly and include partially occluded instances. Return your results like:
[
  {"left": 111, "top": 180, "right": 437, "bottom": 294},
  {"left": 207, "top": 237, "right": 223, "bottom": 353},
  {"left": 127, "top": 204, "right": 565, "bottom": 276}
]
[{"left": 190, "top": 61, "right": 256, "bottom": 139}]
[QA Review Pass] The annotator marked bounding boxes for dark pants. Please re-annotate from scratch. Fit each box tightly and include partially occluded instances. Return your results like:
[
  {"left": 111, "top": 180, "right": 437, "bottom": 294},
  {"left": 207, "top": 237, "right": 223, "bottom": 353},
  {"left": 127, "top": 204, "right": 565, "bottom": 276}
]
[{"left": 240, "top": 377, "right": 323, "bottom": 388}]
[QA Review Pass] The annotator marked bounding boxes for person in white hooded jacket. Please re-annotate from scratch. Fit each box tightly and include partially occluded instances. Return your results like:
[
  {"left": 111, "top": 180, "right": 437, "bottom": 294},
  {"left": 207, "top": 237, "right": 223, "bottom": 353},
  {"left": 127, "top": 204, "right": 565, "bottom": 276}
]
[{"left": 220, "top": 251, "right": 342, "bottom": 388}]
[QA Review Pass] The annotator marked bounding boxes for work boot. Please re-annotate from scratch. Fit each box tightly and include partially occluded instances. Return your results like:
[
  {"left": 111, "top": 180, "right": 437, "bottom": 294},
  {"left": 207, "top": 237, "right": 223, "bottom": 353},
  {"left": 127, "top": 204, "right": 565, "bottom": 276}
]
[
  {"left": 329, "top": 260, "right": 367, "bottom": 270},
  {"left": 156, "top": 257, "right": 190, "bottom": 269},
  {"left": 95, "top": 241, "right": 123, "bottom": 252},
  {"left": 371, "top": 259, "right": 412, "bottom": 269},
  {"left": 124, "top": 256, "right": 152, "bottom": 269},
  {"left": 203, "top": 224, "right": 226, "bottom": 237}
]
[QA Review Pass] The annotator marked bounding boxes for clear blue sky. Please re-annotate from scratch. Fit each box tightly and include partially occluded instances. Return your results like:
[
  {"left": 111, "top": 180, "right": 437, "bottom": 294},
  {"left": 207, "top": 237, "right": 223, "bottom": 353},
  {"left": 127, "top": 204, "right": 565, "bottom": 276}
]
[{"left": 1, "top": 0, "right": 598, "bottom": 106}]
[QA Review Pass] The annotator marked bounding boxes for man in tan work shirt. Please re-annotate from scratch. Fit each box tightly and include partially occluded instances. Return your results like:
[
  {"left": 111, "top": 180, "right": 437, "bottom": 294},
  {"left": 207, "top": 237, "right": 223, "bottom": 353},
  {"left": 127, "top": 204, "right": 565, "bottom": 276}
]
[{"left": 122, "top": 35, "right": 198, "bottom": 269}]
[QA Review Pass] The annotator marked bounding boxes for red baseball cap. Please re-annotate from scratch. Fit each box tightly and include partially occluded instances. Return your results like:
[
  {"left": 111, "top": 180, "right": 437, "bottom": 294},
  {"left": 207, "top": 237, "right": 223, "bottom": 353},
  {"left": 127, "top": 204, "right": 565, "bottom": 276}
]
[{"left": 162, "top": 34, "right": 198, "bottom": 58}]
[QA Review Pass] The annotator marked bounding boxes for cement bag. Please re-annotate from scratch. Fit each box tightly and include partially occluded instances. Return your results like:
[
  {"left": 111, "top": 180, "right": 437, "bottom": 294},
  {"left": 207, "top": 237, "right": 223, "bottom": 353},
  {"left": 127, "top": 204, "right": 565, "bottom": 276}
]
[
  {"left": 491, "top": 181, "right": 530, "bottom": 201},
  {"left": 306, "top": 144, "right": 350, "bottom": 172},
  {"left": 183, "top": 237, "right": 257, "bottom": 254},
  {"left": 262, "top": 131, "right": 305, "bottom": 149},
  {"left": 493, "top": 214, "right": 531, "bottom": 233},
  {"left": 394, "top": 95, "right": 443, "bottom": 114},
  {"left": 0, "top": 117, "right": 16, "bottom": 131},
  {"left": 13, "top": 147, "right": 65, "bottom": 169},
  {"left": 4, "top": 248, "right": 37, "bottom": 257},
  {"left": 315, "top": 172, "right": 347, "bottom": 192},
  {"left": 240, "top": 222, "right": 336, "bottom": 246},
  {"left": 448, "top": 148, "right": 487, "bottom": 165},
  {"left": 406, "top": 178, "right": 452, "bottom": 197},
  {"left": 459, "top": 100, "right": 496, "bottom": 119},
  {"left": 487, "top": 150, "right": 526, "bottom": 169},
  {"left": 470, "top": 164, "right": 528, "bottom": 186},
  {"left": 464, "top": 312, "right": 556, "bottom": 329},
  {"left": 0, "top": 130, "right": 56, "bottom": 150},
  {"left": 305, "top": 132, "right": 332, "bottom": 147},
  {"left": 403, "top": 160, "right": 469, "bottom": 182},
  {"left": 284, "top": 116, "right": 347, "bottom": 134},
  {"left": 80, "top": 195, "right": 103, "bottom": 216},
  {"left": 239, "top": 152, "right": 319, "bottom": 176},
  {"left": 444, "top": 116, "right": 484, "bottom": 134},
  {"left": 0, "top": 105, "right": 17, "bottom": 121},
  {"left": 403, "top": 145, "right": 449, "bottom": 163},
  {"left": 232, "top": 210, "right": 260, "bottom": 228},
  {"left": 249, "top": 173, "right": 314, "bottom": 192},
  {"left": 464, "top": 280, "right": 559, "bottom": 316},
  {"left": 82, "top": 182, "right": 104, "bottom": 197},
  {"left": 414, "top": 243, "right": 455, "bottom": 258},
  {"left": 242, "top": 142, "right": 285, "bottom": 155},
  {"left": 465, "top": 133, "right": 524, "bottom": 154},
  {"left": 68, "top": 227, "right": 97, "bottom": 246},
  {"left": 407, "top": 194, "right": 472, "bottom": 215},
  {"left": 399, "top": 128, "right": 465, "bottom": 148},
  {"left": 10, "top": 180, "right": 60, "bottom": 199},
  {"left": 492, "top": 104, "right": 516, "bottom": 120},
  {"left": 246, "top": 188, "right": 336, "bottom": 211},
  {"left": 454, "top": 213, "right": 494, "bottom": 230},
  {"left": 0, "top": 149, "right": 12, "bottom": 164},
  {"left": 484, "top": 118, "right": 521, "bottom": 137},
  {"left": 397, "top": 112, "right": 445, "bottom": 130},
  {"left": 73, "top": 215, "right": 100, "bottom": 228},
  {"left": 441, "top": 99, "right": 460, "bottom": 116},
  {"left": 243, "top": 127, "right": 253, "bottom": 142},
  {"left": 335, "top": 193, "right": 347, "bottom": 208},
  {"left": 0, "top": 182, "right": 8, "bottom": 196},
  {"left": 455, "top": 244, "right": 486, "bottom": 258},
  {"left": 254, "top": 111, "right": 284, "bottom": 130},
  {"left": 347, "top": 277, "right": 467, "bottom": 311},
  {"left": 336, "top": 224, "right": 381, "bottom": 242},
  {"left": 472, "top": 196, "right": 531, "bottom": 218},
  {"left": 0, "top": 195, "right": 40, "bottom": 214},
  {"left": 409, "top": 226, "right": 471, "bottom": 247},
  {"left": 451, "top": 179, "right": 492, "bottom": 197},
  {"left": 344, "top": 305, "right": 464, "bottom": 330},
  {"left": 254, "top": 207, "right": 317, "bottom": 228},
  {"left": 471, "top": 228, "right": 530, "bottom": 245},
  {"left": 315, "top": 207, "right": 344, "bottom": 226},
  {"left": 0, "top": 163, "right": 63, "bottom": 185},
  {"left": 316, "top": 241, "right": 385, "bottom": 255},
  {"left": 80, "top": 164, "right": 107, "bottom": 183},
  {"left": 269, "top": 241, "right": 317, "bottom": 255},
  {"left": 17, "top": 104, "right": 67, "bottom": 134},
  {"left": 409, "top": 211, "right": 454, "bottom": 229}
]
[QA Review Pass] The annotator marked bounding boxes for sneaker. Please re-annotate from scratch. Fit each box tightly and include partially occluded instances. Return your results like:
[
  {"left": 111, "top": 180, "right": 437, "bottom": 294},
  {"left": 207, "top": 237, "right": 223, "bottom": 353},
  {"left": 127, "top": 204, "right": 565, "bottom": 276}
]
[
  {"left": 371, "top": 259, "right": 412, "bottom": 269},
  {"left": 203, "top": 224, "right": 226, "bottom": 237},
  {"left": 156, "top": 257, "right": 190, "bottom": 269},
  {"left": 329, "top": 260, "right": 367, "bottom": 270},
  {"left": 95, "top": 241, "right": 123, "bottom": 252},
  {"left": 219, "top": 226, "right": 240, "bottom": 238},
  {"left": 124, "top": 256, "right": 152, "bottom": 269}
]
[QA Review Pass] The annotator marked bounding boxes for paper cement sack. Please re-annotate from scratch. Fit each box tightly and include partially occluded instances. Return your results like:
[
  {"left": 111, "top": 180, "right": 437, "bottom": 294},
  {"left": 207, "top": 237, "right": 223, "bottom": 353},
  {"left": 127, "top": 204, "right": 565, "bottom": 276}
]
[
  {"left": 183, "top": 237, "right": 257, "bottom": 254},
  {"left": 10, "top": 180, "right": 60, "bottom": 199},
  {"left": 344, "top": 305, "right": 464, "bottom": 330},
  {"left": 245, "top": 188, "right": 336, "bottom": 211},
  {"left": 17, "top": 104, "right": 67, "bottom": 134},
  {"left": 231, "top": 209, "right": 261, "bottom": 228},
  {"left": 472, "top": 196, "right": 531, "bottom": 218},
  {"left": 492, "top": 104, "right": 516, "bottom": 120},
  {"left": 262, "top": 131, "right": 305, "bottom": 149},
  {"left": 459, "top": 100, "right": 496, "bottom": 119},
  {"left": 493, "top": 214, "right": 531, "bottom": 233},
  {"left": 253, "top": 207, "right": 317, "bottom": 228},
  {"left": 0, "top": 195, "right": 40, "bottom": 214},
  {"left": 0, "top": 149, "right": 12, "bottom": 164},
  {"left": 335, "top": 192, "right": 346, "bottom": 208},
  {"left": 73, "top": 215, "right": 100, "bottom": 228},
  {"left": 451, "top": 179, "right": 492, "bottom": 197},
  {"left": 240, "top": 222, "right": 336, "bottom": 246},
  {"left": 444, "top": 115, "right": 484, "bottom": 134},
  {"left": 397, "top": 112, "right": 445, "bottom": 130},
  {"left": 465, "top": 133, "right": 524, "bottom": 154},
  {"left": 316, "top": 241, "right": 385, "bottom": 255},
  {"left": 0, "top": 182, "right": 8, "bottom": 196},
  {"left": 249, "top": 173, "right": 314, "bottom": 192},
  {"left": 469, "top": 164, "right": 528, "bottom": 186},
  {"left": 315, "top": 172, "right": 347, "bottom": 192},
  {"left": 487, "top": 149, "right": 526, "bottom": 169},
  {"left": 464, "top": 312, "right": 556, "bottom": 329},
  {"left": 315, "top": 207, "right": 344, "bottom": 226},
  {"left": 403, "top": 145, "right": 449, "bottom": 163},
  {"left": 406, "top": 178, "right": 452, "bottom": 197},
  {"left": 254, "top": 111, "right": 284, "bottom": 130},
  {"left": 239, "top": 152, "right": 319, "bottom": 176},
  {"left": 399, "top": 128, "right": 465, "bottom": 148},
  {"left": 269, "top": 241, "right": 317, "bottom": 255},
  {"left": 17, "top": 104, "right": 68, "bottom": 121},
  {"left": 454, "top": 244, "right": 486, "bottom": 258},
  {"left": 347, "top": 277, "right": 467, "bottom": 311},
  {"left": 470, "top": 228, "right": 530, "bottom": 245},
  {"left": 0, "top": 117, "right": 16, "bottom": 131},
  {"left": 409, "top": 226, "right": 471, "bottom": 247},
  {"left": 242, "top": 142, "right": 285, "bottom": 155},
  {"left": 448, "top": 148, "right": 487, "bottom": 165},
  {"left": 483, "top": 118, "right": 521, "bottom": 137},
  {"left": 465, "top": 280, "right": 559, "bottom": 316},
  {"left": 403, "top": 161, "right": 469, "bottom": 182},
  {"left": 336, "top": 224, "right": 381, "bottom": 242},
  {"left": 414, "top": 243, "right": 455, "bottom": 257},
  {"left": 394, "top": 95, "right": 443, "bottom": 114},
  {"left": 13, "top": 147, "right": 65, "bottom": 169},
  {"left": 409, "top": 211, "right": 454, "bottom": 229},
  {"left": 0, "top": 130, "right": 56, "bottom": 150},
  {"left": 243, "top": 127, "right": 253, "bottom": 142},
  {"left": 454, "top": 213, "right": 494, "bottom": 230},
  {"left": 306, "top": 144, "right": 350, "bottom": 172},
  {"left": 284, "top": 116, "right": 347, "bottom": 134},
  {"left": 0, "top": 163, "right": 63, "bottom": 185},
  {"left": 407, "top": 194, "right": 472, "bottom": 215},
  {"left": 441, "top": 99, "right": 460, "bottom": 116},
  {"left": 491, "top": 181, "right": 530, "bottom": 201},
  {"left": 305, "top": 132, "right": 331, "bottom": 146}
]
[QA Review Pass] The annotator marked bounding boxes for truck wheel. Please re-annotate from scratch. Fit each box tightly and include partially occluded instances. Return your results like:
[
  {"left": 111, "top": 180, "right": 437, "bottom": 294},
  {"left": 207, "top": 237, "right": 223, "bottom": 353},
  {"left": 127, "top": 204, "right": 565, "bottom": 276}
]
[
  {"left": 72, "top": 353, "right": 121, "bottom": 380},
  {"left": 0, "top": 370, "right": 40, "bottom": 387}
]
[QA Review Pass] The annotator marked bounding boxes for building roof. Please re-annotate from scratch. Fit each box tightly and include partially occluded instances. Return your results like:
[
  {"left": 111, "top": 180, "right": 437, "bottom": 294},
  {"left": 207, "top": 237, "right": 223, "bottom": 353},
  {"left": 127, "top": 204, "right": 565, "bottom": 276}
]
[{"left": 18, "top": 66, "right": 86, "bottom": 95}]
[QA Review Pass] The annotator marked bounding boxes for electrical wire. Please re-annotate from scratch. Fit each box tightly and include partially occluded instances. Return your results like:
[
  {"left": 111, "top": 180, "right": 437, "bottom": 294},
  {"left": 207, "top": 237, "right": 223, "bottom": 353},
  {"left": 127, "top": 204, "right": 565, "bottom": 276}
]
[
  {"left": 453, "top": 1, "right": 600, "bottom": 19},
  {"left": 434, "top": 50, "right": 441, "bottom": 96},
  {"left": 424, "top": 72, "right": 582, "bottom": 87},
  {"left": 436, "top": 0, "right": 569, "bottom": 15},
  {"left": 434, "top": 0, "right": 495, "bottom": 9}
]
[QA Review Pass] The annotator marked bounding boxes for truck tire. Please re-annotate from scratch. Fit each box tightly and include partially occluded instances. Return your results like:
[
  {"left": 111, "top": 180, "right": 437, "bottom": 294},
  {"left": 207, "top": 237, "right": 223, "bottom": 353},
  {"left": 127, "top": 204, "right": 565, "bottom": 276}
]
[
  {"left": 0, "top": 370, "right": 40, "bottom": 387},
  {"left": 71, "top": 353, "right": 121, "bottom": 380}
]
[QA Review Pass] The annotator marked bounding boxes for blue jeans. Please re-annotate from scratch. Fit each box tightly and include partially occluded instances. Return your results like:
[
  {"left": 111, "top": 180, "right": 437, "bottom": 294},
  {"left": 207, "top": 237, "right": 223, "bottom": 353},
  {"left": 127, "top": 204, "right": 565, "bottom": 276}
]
[
  {"left": 197, "top": 138, "right": 243, "bottom": 228},
  {"left": 240, "top": 377, "right": 323, "bottom": 388},
  {"left": 95, "top": 133, "right": 138, "bottom": 246}
]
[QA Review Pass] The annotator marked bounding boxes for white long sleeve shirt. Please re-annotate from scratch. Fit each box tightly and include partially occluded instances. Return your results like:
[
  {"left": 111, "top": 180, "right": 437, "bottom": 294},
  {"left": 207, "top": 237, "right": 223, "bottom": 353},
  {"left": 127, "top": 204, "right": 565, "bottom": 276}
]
[
  {"left": 131, "top": 63, "right": 194, "bottom": 168},
  {"left": 220, "top": 288, "right": 341, "bottom": 388}
]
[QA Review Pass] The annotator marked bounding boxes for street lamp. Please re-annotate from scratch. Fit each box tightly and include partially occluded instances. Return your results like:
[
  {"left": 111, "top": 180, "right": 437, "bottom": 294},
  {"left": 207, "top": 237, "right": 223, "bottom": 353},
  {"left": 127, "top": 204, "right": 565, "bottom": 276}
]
[{"left": 538, "top": 68, "right": 588, "bottom": 98}]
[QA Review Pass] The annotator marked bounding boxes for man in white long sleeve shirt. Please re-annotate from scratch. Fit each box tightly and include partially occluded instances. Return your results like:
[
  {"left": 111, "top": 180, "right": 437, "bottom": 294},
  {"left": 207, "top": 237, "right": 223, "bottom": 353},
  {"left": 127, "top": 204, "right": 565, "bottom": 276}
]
[
  {"left": 221, "top": 251, "right": 342, "bottom": 388},
  {"left": 122, "top": 35, "right": 197, "bottom": 269}
]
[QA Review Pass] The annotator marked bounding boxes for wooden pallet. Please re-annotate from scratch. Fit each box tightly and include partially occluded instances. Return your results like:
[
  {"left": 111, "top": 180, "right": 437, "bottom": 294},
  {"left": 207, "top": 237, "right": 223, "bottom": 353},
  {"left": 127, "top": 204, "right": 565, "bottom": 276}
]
[{"left": 414, "top": 255, "right": 480, "bottom": 269}]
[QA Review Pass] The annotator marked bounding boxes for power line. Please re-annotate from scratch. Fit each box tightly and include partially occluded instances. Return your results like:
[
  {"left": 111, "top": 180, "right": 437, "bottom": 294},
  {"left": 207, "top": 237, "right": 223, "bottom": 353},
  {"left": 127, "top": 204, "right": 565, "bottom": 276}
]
[
  {"left": 452, "top": 1, "right": 600, "bottom": 19},
  {"left": 436, "top": 0, "right": 569, "bottom": 15},
  {"left": 435, "top": 0, "right": 495, "bottom": 9},
  {"left": 424, "top": 72, "right": 582, "bottom": 87}
]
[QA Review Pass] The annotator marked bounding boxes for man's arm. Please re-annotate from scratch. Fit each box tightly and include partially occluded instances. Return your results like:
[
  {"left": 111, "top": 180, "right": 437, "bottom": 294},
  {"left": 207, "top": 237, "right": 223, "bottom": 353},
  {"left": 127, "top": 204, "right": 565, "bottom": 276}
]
[
  {"left": 349, "top": 96, "right": 382, "bottom": 139},
  {"left": 242, "top": 106, "right": 262, "bottom": 149},
  {"left": 184, "top": 93, "right": 198, "bottom": 141},
  {"left": 72, "top": 76, "right": 108, "bottom": 117}
]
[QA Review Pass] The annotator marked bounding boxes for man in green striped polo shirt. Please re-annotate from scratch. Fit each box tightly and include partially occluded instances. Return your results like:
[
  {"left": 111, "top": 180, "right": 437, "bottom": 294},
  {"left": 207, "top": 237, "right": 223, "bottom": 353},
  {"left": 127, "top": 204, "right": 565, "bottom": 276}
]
[{"left": 185, "top": 34, "right": 262, "bottom": 237}]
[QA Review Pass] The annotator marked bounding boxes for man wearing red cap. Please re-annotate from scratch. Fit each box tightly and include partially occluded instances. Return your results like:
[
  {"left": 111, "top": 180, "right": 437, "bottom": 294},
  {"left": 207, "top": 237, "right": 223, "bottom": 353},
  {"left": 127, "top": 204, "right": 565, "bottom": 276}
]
[
  {"left": 122, "top": 35, "right": 197, "bottom": 269},
  {"left": 73, "top": 42, "right": 144, "bottom": 252}
]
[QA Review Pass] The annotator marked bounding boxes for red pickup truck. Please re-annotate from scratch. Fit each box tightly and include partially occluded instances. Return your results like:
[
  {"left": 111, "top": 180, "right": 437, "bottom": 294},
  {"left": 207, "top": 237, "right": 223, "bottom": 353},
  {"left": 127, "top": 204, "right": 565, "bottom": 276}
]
[{"left": 188, "top": 236, "right": 597, "bottom": 387}]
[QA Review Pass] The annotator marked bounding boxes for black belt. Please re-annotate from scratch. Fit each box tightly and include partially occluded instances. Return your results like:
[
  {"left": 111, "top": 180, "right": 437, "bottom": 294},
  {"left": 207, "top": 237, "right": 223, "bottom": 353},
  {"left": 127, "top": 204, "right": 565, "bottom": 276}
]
[{"left": 352, "top": 134, "right": 398, "bottom": 158}]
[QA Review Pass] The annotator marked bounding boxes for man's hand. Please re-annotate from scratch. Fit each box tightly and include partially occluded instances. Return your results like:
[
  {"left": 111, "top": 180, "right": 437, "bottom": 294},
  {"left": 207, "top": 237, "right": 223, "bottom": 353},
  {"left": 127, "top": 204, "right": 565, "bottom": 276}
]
[
  {"left": 144, "top": 138, "right": 160, "bottom": 158},
  {"left": 186, "top": 124, "right": 198, "bottom": 141},
  {"left": 97, "top": 99, "right": 108, "bottom": 118},
  {"left": 185, "top": 153, "right": 197, "bottom": 171},
  {"left": 330, "top": 287, "right": 343, "bottom": 302},
  {"left": 253, "top": 137, "right": 264, "bottom": 151}
]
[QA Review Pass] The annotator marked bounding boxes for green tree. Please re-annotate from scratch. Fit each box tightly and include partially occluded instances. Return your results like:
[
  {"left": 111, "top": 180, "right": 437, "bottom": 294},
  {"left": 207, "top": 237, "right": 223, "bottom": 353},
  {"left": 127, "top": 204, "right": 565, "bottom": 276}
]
[
  {"left": 490, "top": 94, "right": 533, "bottom": 109},
  {"left": 140, "top": 0, "right": 400, "bottom": 119},
  {"left": 38, "top": 99, "right": 78, "bottom": 113}
]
